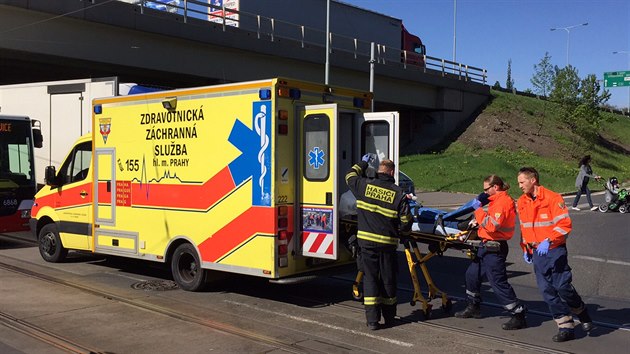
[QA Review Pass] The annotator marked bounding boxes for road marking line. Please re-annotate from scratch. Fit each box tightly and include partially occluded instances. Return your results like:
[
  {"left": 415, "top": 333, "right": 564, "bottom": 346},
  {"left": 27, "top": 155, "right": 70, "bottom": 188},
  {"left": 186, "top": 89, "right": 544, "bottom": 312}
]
[
  {"left": 224, "top": 300, "right": 414, "bottom": 348},
  {"left": 573, "top": 255, "right": 630, "bottom": 266}
]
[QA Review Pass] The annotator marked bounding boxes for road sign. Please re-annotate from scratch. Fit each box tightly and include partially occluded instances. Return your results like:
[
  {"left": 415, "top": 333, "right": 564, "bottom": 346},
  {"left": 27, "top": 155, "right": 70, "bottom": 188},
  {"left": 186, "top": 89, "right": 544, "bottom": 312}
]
[{"left": 604, "top": 71, "right": 630, "bottom": 88}]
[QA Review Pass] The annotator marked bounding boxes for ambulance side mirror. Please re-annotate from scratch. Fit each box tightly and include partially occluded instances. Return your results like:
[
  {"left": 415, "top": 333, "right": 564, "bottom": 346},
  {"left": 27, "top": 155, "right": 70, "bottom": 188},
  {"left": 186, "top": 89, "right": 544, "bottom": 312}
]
[
  {"left": 31, "top": 120, "right": 43, "bottom": 148},
  {"left": 32, "top": 128, "right": 43, "bottom": 148},
  {"left": 45, "top": 166, "right": 58, "bottom": 187}
]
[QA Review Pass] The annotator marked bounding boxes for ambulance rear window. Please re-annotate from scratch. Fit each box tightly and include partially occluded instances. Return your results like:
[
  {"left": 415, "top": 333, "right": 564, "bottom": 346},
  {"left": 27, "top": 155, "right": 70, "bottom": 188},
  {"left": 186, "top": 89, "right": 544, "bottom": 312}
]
[{"left": 303, "top": 114, "right": 329, "bottom": 181}]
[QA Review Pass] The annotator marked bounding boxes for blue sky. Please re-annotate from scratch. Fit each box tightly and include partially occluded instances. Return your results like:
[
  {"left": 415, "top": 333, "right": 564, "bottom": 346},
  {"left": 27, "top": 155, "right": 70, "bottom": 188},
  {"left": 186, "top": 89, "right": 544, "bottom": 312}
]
[{"left": 343, "top": 0, "right": 630, "bottom": 110}]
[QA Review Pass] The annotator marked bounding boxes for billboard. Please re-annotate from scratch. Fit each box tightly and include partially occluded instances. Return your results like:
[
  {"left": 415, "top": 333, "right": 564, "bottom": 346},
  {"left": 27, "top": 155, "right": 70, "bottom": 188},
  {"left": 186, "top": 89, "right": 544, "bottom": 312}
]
[{"left": 208, "top": 0, "right": 240, "bottom": 27}]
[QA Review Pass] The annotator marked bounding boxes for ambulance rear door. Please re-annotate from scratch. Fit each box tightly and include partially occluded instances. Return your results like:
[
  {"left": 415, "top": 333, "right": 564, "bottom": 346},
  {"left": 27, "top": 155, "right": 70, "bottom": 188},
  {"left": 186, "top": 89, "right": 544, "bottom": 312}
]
[
  {"left": 299, "top": 104, "right": 338, "bottom": 260},
  {"left": 357, "top": 112, "right": 400, "bottom": 182}
]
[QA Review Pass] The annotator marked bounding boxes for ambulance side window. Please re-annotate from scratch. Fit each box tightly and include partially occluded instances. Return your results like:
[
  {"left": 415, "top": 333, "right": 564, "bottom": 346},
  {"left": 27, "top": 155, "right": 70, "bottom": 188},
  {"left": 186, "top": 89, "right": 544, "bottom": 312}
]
[
  {"left": 58, "top": 142, "right": 92, "bottom": 185},
  {"left": 304, "top": 114, "right": 329, "bottom": 181},
  {"left": 361, "top": 122, "right": 389, "bottom": 159}
]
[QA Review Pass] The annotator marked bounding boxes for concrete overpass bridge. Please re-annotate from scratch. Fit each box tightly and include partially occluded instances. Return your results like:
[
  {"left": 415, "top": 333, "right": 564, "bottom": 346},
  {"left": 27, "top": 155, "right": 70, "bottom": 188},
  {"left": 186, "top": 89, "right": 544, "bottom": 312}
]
[{"left": 0, "top": 0, "right": 490, "bottom": 153}]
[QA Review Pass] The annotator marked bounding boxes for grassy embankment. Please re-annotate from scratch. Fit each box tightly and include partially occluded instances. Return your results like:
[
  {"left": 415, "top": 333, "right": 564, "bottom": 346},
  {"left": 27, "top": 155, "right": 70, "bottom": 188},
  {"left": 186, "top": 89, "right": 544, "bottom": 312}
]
[{"left": 400, "top": 90, "right": 630, "bottom": 198}]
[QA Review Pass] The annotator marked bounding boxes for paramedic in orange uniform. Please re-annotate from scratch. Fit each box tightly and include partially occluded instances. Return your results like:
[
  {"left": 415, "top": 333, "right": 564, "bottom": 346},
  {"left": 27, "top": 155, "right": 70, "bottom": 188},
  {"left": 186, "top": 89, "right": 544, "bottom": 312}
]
[
  {"left": 455, "top": 175, "right": 526, "bottom": 330},
  {"left": 516, "top": 167, "right": 593, "bottom": 342}
]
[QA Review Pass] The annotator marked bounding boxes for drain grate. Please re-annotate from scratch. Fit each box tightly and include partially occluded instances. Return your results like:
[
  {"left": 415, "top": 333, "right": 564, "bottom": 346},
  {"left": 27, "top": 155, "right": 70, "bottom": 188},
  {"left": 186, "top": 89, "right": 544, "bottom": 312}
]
[{"left": 131, "top": 280, "right": 179, "bottom": 291}]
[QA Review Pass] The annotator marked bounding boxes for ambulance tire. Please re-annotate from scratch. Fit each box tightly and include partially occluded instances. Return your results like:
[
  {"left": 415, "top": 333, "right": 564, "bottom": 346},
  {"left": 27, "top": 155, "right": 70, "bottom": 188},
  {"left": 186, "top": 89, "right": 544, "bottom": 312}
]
[
  {"left": 171, "top": 243, "right": 209, "bottom": 292},
  {"left": 38, "top": 223, "right": 68, "bottom": 263}
]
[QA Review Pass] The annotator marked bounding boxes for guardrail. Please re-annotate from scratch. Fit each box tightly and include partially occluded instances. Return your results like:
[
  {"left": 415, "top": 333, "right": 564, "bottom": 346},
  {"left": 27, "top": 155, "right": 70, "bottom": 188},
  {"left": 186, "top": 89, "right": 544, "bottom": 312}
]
[{"left": 131, "top": 1, "right": 487, "bottom": 84}]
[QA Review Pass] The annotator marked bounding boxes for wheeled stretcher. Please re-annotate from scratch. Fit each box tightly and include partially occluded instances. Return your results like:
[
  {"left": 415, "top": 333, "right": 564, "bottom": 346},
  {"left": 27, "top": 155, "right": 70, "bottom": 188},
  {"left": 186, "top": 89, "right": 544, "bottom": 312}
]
[{"left": 340, "top": 199, "right": 500, "bottom": 319}]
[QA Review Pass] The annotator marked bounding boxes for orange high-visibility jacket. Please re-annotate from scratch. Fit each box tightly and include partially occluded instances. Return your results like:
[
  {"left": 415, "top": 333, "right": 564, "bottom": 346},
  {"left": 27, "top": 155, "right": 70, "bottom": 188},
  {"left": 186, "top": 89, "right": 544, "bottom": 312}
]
[
  {"left": 517, "top": 186, "right": 572, "bottom": 252},
  {"left": 474, "top": 190, "right": 516, "bottom": 241}
]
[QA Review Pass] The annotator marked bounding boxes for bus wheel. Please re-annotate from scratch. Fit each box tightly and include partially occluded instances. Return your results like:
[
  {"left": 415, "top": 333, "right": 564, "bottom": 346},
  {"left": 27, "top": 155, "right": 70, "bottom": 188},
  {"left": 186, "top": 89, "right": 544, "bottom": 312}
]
[
  {"left": 38, "top": 223, "right": 68, "bottom": 263},
  {"left": 171, "top": 243, "right": 208, "bottom": 292}
]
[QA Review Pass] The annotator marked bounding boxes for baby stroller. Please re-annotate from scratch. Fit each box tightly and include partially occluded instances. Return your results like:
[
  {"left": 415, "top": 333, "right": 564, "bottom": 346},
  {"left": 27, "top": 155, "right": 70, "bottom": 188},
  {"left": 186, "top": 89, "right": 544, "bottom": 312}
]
[{"left": 598, "top": 177, "right": 629, "bottom": 213}]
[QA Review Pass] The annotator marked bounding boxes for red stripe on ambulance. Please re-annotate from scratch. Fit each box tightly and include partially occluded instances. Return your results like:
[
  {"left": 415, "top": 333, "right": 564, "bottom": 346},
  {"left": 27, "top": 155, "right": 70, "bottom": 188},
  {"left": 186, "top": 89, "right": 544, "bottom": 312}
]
[
  {"left": 198, "top": 206, "right": 275, "bottom": 262},
  {"left": 302, "top": 232, "right": 334, "bottom": 257}
]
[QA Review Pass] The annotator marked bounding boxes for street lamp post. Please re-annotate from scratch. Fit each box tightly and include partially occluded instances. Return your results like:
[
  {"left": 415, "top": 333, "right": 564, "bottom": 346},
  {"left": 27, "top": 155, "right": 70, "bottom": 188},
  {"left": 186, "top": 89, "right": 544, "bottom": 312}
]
[
  {"left": 550, "top": 22, "right": 588, "bottom": 66},
  {"left": 612, "top": 50, "right": 630, "bottom": 114},
  {"left": 325, "top": 0, "right": 330, "bottom": 85},
  {"left": 453, "top": 0, "right": 457, "bottom": 64}
]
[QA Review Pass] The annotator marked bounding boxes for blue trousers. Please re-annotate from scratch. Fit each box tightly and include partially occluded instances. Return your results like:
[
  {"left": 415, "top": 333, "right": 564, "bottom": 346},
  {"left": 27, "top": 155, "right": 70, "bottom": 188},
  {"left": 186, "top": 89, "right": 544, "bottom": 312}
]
[
  {"left": 572, "top": 184, "right": 593, "bottom": 208},
  {"left": 465, "top": 241, "right": 520, "bottom": 311},
  {"left": 533, "top": 245, "right": 585, "bottom": 319}
]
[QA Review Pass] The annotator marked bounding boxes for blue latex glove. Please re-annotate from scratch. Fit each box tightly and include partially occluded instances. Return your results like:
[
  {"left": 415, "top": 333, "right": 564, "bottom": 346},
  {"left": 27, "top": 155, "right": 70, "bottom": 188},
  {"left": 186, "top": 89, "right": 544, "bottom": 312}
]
[
  {"left": 477, "top": 192, "right": 490, "bottom": 206},
  {"left": 523, "top": 251, "right": 532, "bottom": 264},
  {"left": 471, "top": 198, "right": 482, "bottom": 210},
  {"left": 362, "top": 153, "right": 373, "bottom": 163},
  {"left": 537, "top": 239, "right": 550, "bottom": 256}
]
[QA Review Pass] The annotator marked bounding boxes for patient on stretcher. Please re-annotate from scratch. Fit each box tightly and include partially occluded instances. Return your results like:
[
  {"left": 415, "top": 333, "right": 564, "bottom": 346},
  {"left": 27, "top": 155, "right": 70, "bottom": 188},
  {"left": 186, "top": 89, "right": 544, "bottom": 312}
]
[{"left": 339, "top": 190, "right": 485, "bottom": 237}]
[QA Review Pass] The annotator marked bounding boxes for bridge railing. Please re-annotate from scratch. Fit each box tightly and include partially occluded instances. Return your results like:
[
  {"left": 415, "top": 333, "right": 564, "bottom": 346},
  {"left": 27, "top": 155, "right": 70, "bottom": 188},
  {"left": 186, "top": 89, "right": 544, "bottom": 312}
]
[{"left": 132, "top": 1, "right": 487, "bottom": 84}]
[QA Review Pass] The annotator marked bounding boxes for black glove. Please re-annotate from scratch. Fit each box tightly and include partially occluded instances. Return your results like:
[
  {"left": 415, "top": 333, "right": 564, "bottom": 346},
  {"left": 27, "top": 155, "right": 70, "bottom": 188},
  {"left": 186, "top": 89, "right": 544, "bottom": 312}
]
[{"left": 477, "top": 192, "right": 490, "bottom": 206}]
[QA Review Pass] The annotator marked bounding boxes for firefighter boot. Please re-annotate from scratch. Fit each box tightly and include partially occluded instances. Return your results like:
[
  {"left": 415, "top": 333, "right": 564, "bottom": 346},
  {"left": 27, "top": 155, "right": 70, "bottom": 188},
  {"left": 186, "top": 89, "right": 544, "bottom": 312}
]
[
  {"left": 454, "top": 303, "right": 481, "bottom": 319},
  {"left": 502, "top": 312, "right": 526, "bottom": 330},
  {"left": 576, "top": 309, "right": 593, "bottom": 332},
  {"left": 552, "top": 329, "right": 575, "bottom": 342},
  {"left": 366, "top": 322, "right": 380, "bottom": 331}
]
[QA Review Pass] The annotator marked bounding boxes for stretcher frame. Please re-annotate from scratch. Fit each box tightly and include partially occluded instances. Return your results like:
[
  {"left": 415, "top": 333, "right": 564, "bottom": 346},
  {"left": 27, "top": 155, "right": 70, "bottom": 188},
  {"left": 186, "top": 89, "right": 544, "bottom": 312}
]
[{"left": 341, "top": 218, "right": 499, "bottom": 319}]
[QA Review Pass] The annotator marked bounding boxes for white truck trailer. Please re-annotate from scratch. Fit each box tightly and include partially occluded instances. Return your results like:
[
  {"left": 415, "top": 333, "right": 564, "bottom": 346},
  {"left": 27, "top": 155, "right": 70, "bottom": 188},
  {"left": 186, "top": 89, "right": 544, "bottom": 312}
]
[{"left": 0, "top": 78, "right": 151, "bottom": 185}]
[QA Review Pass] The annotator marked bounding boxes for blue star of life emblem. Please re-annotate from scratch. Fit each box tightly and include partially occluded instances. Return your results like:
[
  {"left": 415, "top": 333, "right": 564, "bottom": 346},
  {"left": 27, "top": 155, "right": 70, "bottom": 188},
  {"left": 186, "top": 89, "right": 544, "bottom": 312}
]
[{"left": 308, "top": 147, "right": 325, "bottom": 169}]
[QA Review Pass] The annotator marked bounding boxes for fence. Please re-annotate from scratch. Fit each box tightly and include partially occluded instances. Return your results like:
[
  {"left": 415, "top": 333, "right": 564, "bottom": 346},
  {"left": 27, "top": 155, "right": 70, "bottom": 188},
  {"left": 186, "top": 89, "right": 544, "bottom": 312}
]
[{"left": 129, "top": 0, "right": 487, "bottom": 84}]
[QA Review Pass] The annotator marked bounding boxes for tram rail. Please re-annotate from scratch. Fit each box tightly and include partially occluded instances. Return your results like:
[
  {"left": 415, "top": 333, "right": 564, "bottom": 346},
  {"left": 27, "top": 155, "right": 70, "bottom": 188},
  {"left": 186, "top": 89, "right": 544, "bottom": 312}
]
[{"left": 0, "top": 260, "right": 321, "bottom": 354}]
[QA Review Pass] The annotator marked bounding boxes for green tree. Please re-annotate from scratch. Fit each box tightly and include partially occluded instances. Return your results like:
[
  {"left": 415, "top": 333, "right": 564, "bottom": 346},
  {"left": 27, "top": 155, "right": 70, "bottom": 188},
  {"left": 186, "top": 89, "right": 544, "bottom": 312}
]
[
  {"left": 492, "top": 81, "right": 502, "bottom": 90},
  {"left": 571, "top": 74, "right": 613, "bottom": 140},
  {"left": 550, "top": 65, "right": 580, "bottom": 124},
  {"left": 530, "top": 52, "right": 555, "bottom": 134},
  {"left": 531, "top": 52, "right": 554, "bottom": 98},
  {"left": 551, "top": 67, "right": 614, "bottom": 142},
  {"left": 506, "top": 59, "right": 515, "bottom": 91}
]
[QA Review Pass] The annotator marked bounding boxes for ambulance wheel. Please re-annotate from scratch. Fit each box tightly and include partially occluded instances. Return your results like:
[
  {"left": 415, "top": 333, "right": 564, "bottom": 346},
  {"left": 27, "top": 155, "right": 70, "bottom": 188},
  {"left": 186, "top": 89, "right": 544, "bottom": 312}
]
[
  {"left": 598, "top": 204, "right": 609, "bottom": 213},
  {"left": 171, "top": 243, "right": 208, "bottom": 292},
  {"left": 38, "top": 223, "right": 67, "bottom": 263},
  {"left": 619, "top": 205, "right": 628, "bottom": 213}
]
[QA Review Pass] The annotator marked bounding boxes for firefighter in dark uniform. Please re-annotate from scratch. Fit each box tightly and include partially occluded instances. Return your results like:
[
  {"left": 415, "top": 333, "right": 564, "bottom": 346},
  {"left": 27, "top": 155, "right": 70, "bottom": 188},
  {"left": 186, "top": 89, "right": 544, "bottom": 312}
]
[{"left": 346, "top": 155, "right": 412, "bottom": 330}]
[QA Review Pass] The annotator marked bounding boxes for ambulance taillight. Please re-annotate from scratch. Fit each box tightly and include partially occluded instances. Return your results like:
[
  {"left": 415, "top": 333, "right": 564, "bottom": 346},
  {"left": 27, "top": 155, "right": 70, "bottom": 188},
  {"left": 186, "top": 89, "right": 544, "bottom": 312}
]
[
  {"left": 278, "top": 110, "right": 289, "bottom": 135},
  {"left": 278, "top": 207, "right": 289, "bottom": 267}
]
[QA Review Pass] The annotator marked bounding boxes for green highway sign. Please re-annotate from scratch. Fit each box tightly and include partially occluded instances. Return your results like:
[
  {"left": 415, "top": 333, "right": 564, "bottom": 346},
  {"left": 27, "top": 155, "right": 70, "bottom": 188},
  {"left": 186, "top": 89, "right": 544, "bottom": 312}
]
[{"left": 604, "top": 71, "right": 630, "bottom": 87}]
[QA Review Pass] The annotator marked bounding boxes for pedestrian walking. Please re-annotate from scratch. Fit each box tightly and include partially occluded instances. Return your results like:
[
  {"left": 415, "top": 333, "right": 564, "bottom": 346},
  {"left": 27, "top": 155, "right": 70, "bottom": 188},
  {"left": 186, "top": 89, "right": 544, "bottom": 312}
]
[
  {"left": 346, "top": 154, "right": 412, "bottom": 330},
  {"left": 571, "top": 155, "right": 601, "bottom": 211},
  {"left": 455, "top": 175, "right": 527, "bottom": 330},
  {"left": 516, "top": 167, "right": 593, "bottom": 342}
]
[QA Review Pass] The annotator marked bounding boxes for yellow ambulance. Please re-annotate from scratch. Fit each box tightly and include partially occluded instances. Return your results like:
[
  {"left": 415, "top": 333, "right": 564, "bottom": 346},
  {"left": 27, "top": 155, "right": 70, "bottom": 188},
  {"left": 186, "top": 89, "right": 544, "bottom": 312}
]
[{"left": 30, "top": 78, "right": 400, "bottom": 290}]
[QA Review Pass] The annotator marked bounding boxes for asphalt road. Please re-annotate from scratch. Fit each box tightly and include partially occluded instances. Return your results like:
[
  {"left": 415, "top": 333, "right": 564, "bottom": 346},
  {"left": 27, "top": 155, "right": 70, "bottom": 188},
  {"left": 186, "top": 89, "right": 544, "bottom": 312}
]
[{"left": 0, "top": 191, "right": 628, "bottom": 353}]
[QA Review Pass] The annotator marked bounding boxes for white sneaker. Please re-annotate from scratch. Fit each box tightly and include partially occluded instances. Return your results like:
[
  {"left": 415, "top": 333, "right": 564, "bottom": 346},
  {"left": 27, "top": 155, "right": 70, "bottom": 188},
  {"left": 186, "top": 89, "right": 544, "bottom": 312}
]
[
  {"left": 570, "top": 206, "right": 581, "bottom": 211},
  {"left": 590, "top": 206, "right": 598, "bottom": 211}
]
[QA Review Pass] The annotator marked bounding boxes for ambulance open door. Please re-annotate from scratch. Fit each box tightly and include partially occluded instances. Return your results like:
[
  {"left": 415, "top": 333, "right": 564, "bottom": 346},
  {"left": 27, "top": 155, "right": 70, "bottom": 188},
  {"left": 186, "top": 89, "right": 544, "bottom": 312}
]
[
  {"left": 299, "top": 104, "right": 338, "bottom": 260},
  {"left": 357, "top": 112, "right": 400, "bottom": 182}
]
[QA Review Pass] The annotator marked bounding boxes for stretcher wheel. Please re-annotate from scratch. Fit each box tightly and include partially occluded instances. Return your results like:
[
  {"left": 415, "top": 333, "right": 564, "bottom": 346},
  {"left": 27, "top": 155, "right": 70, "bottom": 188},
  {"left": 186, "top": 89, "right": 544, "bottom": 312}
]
[
  {"left": 442, "top": 299, "right": 453, "bottom": 313},
  {"left": 619, "top": 205, "right": 628, "bottom": 213},
  {"left": 422, "top": 305, "right": 433, "bottom": 320},
  {"left": 598, "top": 204, "right": 609, "bottom": 213}
]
